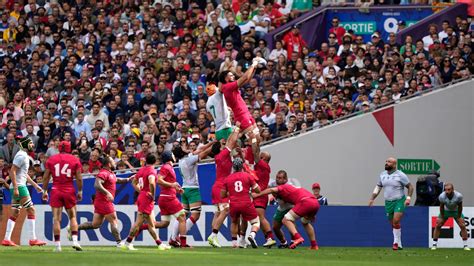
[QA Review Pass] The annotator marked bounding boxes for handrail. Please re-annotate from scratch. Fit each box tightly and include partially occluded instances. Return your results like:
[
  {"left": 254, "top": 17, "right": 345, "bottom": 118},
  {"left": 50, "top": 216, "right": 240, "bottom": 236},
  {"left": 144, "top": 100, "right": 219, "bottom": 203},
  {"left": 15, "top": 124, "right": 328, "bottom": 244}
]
[
  {"left": 261, "top": 75, "right": 474, "bottom": 147},
  {"left": 270, "top": 4, "right": 443, "bottom": 43}
]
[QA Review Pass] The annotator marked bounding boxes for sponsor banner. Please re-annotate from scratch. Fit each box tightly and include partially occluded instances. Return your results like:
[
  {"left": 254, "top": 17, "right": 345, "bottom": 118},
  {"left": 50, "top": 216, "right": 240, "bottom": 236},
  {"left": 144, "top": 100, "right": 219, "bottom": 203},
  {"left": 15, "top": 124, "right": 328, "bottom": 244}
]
[
  {"left": 429, "top": 207, "right": 474, "bottom": 248},
  {"left": 326, "top": 9, "right": 433, "bottom": 42}
]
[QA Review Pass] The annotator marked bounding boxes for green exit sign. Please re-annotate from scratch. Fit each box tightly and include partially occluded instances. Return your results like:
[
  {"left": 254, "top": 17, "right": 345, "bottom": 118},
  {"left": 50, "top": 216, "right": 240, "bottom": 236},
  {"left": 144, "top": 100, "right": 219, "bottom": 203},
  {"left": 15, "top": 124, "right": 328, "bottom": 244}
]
[{"left": 397, "top": 159, "right": 440, "bottom": 175}]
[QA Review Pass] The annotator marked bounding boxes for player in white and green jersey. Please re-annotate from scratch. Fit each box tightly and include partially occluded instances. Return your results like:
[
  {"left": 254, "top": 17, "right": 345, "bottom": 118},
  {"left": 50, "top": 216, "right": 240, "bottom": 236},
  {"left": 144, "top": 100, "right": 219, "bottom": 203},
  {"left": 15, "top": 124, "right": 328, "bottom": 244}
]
[
  {"left": 168, "top": 140, "right": 215, "bottom": 247},
  {"left": 369, "top": 157, "right": 414, "bottom": 251},
  {"left": 432, "top": 183, "right": 470, "bottom": 251},
  {"left": 206, "top": 84, "right": 233, "bottom": 140},
  {"left": 1, "top": 137, "right": 46, "bottom": 247}
]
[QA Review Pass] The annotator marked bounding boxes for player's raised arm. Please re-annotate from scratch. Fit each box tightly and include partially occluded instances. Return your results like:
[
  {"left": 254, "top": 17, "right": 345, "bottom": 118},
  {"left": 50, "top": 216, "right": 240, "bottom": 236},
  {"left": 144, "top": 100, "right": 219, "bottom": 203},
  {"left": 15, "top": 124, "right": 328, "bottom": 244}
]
[
  {"left": 250, "top": 131, "right": 261, "bottom": 164},
  {"left": 226, "top": 122, "right": 241, "bottom": 151},
  {"left": 236, "top": 58, "right": 258, "bottom": 88},
  {"left": 195, "top": 141, "right": 216, "bottom": 161}
]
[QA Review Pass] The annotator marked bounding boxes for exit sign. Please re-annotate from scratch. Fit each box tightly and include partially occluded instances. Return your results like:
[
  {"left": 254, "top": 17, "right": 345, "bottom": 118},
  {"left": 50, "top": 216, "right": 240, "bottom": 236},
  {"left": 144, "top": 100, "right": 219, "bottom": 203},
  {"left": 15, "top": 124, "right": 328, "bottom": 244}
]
[{"left": 397, "top": 159, "right": 440, "bottom": 175}]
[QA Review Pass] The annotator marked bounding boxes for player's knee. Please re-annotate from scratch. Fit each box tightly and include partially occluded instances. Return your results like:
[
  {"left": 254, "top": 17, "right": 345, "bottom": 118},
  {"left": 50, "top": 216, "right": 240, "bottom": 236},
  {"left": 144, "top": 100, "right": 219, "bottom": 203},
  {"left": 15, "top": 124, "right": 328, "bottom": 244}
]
[
  {"left": 250, "top": 217, "right": 260, "bottom": 229},
  {"left": 301, "top": 217, "right": 310, "bottom": 225},
  {"left": 283, "top": 212, "right": 296, "bottom": 222}
]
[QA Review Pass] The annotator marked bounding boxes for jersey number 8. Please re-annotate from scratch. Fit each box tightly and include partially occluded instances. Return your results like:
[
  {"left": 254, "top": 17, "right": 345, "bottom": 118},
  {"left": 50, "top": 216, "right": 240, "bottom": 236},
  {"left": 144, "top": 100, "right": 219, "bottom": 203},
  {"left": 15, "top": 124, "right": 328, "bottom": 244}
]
[
  {"left": 54, "top": 163, "right": 71, "bottom": 178},
  {"left": 234, "top": 181, "right": 243, "bottom": 192}
]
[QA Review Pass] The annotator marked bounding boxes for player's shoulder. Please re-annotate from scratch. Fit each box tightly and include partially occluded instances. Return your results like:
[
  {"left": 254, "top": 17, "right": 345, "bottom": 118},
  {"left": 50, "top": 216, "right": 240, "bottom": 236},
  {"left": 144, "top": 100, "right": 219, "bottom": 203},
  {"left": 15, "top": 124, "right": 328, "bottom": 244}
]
[
  {"left": 454, "top": 190, "right": 463, "bottom": 199},
  {"left": 395, "top": 169, "right": 408, "bottom": 177},
  {"left": 379, "top": 170, "right": 388, "bottom": 177}
]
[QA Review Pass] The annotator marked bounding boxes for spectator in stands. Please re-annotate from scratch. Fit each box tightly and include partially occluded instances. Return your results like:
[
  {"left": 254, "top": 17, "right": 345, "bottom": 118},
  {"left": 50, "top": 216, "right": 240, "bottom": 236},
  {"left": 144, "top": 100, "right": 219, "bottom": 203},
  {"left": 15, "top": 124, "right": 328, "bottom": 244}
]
[
  {"left": 283, "top": 25, "right": 307, "bottom": 57},
  {"left": 312, "top": 182, "right": 328, "bottom": 206},
  {"left": 329, "top": 17, "right": 346, "bottom": 45}
]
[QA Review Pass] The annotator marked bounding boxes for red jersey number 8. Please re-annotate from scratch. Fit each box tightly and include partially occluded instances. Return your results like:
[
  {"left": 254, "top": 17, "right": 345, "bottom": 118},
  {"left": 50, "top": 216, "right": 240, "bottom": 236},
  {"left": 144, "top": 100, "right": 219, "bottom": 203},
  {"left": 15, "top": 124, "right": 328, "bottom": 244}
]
[{"left": 234, "top": 181, "right": 243, "bottom": 192}]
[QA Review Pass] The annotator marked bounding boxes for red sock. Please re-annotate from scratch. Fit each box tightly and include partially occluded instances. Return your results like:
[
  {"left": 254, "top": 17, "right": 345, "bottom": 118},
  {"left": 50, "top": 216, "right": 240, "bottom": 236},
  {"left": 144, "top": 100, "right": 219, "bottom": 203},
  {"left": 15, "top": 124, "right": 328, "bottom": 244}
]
[
  {"left": 180, "top": 236, "right": 187, "bottom": 246},
  {"left": 155, "top": 239, "right": 162, "bottom": 245},
  {"left": 72, "top": 231, "right": 78, "bottom": 236},
  {"left": 265, "top": 231, "right": 274, "bottom": 239},
  {"left": 293, "top": 233, "right": 302, "bottom": 240},
  {"left": 27, "top": 215, "right": 35, "bottom": 219},
  {"left": 311, "top": 240, "right": 317, "bottom": 247},
  {"left": 189, "top": 216, "right": 196, "bottom": 224},
  {"left": 54, "top": 235, "right": 60, "bottom": 241},
  {"left": 392, "top": 224, "right": 401, "bottom": 229},
  {"left": 9, "top": 216, "right": 17, "bottom": 222}
]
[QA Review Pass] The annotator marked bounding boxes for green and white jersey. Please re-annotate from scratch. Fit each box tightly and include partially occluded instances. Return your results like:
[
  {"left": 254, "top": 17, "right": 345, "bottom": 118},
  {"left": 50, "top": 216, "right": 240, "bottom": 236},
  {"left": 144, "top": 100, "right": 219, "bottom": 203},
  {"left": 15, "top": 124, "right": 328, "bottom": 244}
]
[
  {"left": 179, "top": 154, "right": 200, "bottom": 188},
  {"left": 269, "top": 180, "right": 294, "bottom": 211},
  {"left": 12, "top": 150, "right": 30, "bottom": 187},
  {"left": 439, "top": 191, "right": 463, "bottom": 211},
  {"left": 206, "top": 91, "right": 232, "bottom": 131},
  {"left": 377, "top": 170, "right": 410, "bottom": 201}
]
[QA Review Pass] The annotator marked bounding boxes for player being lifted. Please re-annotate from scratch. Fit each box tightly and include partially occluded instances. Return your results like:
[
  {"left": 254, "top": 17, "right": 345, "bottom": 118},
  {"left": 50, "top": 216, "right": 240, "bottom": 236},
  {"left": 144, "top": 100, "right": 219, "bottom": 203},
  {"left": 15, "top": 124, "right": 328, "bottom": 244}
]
[
  {"left": 219, "top": 57, "right": 264, "bottom": 138},
  {"left": 42, "top": 141, "right": 83, "bottom": 252},
  {"left": 432, "top": 183, "right": 470, "bottom": 251},
  {"left": 249, "top": 131, "right": 276, "bottom": 248},
  {"left": 169, "top": 140, "right": 215, "bottom": 247},
  {"left": 254, "top": 178, "right": 320, "bottom": 250},
  {"left": 1, "top": 137, "right": 46, "bottom": 247},
  {"left": 206, "top": 84, "right": 232, "bottom": 141},
  {"left": 369, "top": 157, "right": 414, "bottom": 251},
  {"left": 207, "top": 123, "right": 240, "bottom": 248},
  {"left": 123, "top": 154, "right": 169, "bottom": 251},
  {"left": 222, "top": 157, "right": 261, "bottom": 248},
  {"left": 77, "top": 153, "right": 130, "bottom": 247}
]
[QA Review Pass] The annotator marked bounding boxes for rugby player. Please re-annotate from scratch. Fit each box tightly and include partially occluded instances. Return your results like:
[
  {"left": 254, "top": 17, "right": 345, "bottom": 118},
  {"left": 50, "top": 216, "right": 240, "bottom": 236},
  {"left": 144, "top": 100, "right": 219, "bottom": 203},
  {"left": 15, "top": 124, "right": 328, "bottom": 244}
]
[
  {"left": 254, "top": 181, "right": 320, "bottom": 249},
  {"left": 206, "top": 84, "right": 232, "bottom": 141},
  {"left": 432, "top": 183, "right": 470, "bottom": 250},
  {"left": 270, "top": 170, "right": 294, "bottom": 248},
  {"left": 207, "top": 123, "right": 240, "bottom": 248},
  {"left": 221, "top": 157, "right": 261, "bottom": 248},
  {"left": 77, "top": 154, "right": 130, "bottom": 247},
  {"left": 42, "top": 141, "right": 83, "bottom": 251},
  {"left": 2, "top": 137, "right": 46, "bottom": 247},
  {"left": 249, "top": 132, "right": 276, "bottom": 248},
  {"left": 219, "top": 57, "right": 262, "bottom": 138},
  {"left": 123, "top": 154, "right": 169, "bottom": 251},
  {"left": 169, "top": 141, "right": 215, "bottom": 247},
  {"left": 369, "top": 157, "right": 414, "bottom": 250}
]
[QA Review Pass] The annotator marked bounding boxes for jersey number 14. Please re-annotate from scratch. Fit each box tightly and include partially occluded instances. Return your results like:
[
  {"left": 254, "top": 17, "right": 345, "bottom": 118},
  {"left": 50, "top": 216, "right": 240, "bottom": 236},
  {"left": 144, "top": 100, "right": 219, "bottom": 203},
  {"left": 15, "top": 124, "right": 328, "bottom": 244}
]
[{"left": 54, "top": 163, "right": 72, "bottom": 178}]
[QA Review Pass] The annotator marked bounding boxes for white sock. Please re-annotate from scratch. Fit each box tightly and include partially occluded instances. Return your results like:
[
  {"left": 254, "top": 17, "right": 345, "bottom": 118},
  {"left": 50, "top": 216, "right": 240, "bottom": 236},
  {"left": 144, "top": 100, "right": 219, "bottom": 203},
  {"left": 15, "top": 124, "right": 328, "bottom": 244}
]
[
  {"left": 72, "top": 235, "right": 78, "bottom": 244},
  {"left": 186, "top": 218, "right": 194, "bottom": 231},
  {"left": 5, "top": 218, "right": 16, "bottom": 241},
  {"left": 393, "top": 228, "right": 401, "bottom": 244},
  {"left": 211, "top": 232, "right": 217, "bottom": 238},
  {"left": 55, "top": 241, "right": 61, "bottom": 247},
  {"left": 232, "top": 239, "right": 237, "bottom": 246},
  {"left": 171, "top": 220, "right": 179, "bottom": 240},
  {"left": 463, "top": 239, "right": 468, "bottom": 247},
  {"left": 250, "top": 231, "right": 256, "bottom": 238},
  {"left": 433, "top": 240, "right": 438, "bottom": 246},
  {"left": 27, "top": 218, "right": 37, "bottom": 240}
]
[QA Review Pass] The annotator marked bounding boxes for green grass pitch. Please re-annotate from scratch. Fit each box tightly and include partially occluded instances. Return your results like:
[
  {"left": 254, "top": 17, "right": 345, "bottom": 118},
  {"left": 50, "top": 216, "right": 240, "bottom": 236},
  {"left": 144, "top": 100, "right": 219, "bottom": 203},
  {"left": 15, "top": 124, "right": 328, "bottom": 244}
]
[{"left": 0, "top": 246, "right": 472, "bottom": 266}]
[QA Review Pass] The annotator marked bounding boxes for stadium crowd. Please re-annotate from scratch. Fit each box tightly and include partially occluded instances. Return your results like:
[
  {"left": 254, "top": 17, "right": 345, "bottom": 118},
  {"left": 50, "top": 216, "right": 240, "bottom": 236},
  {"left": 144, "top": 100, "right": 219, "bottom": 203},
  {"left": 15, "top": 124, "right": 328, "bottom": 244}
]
[{"left": 0, "top": 0, "right": 472, "bottom": 178}]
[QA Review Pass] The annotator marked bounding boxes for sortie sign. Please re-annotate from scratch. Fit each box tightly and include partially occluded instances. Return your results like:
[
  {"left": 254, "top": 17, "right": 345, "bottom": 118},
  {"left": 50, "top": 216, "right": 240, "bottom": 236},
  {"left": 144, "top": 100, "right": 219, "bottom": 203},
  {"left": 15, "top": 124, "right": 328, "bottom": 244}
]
[{"left": 397, "top": 159, "right": 440, "bottom": 175}]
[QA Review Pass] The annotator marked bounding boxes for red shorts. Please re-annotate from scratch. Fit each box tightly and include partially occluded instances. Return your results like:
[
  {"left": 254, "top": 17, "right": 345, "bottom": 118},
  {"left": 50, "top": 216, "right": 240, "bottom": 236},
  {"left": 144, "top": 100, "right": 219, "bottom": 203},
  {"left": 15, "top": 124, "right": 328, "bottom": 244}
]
[
  {"left": 235, "top": 114, "right": 255, "bottom": 130},
  {"left": 211, "top": 184, "right": 228, "bottom": 205},
  {"left": 137, "top": 193, "right": 155, "bottom": 215},
  {"left": 50, "top": 187, "right": 76, "bottom": 209},
  {"left": 292, "top": 197, "right": 320, "bottom": 219},
  {"left": 94, "top": 199, "right": 115, "bottom": 215},
  {"left": 158, "top": 196, "right": 183, "bottom": 216},
  {"left": 253, "top": 195, "right": 269, "bottom": 209},
  {"left": 229, "top": 202, "right": 258, "bottom": 222}
]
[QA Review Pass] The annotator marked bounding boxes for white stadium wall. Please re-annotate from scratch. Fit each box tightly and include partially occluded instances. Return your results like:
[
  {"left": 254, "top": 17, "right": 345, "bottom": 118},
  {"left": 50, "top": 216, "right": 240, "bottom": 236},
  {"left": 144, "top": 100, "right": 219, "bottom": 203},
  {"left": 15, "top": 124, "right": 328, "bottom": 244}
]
[{"left": 262, "top": 79, "right": 474, "bottom": 206}]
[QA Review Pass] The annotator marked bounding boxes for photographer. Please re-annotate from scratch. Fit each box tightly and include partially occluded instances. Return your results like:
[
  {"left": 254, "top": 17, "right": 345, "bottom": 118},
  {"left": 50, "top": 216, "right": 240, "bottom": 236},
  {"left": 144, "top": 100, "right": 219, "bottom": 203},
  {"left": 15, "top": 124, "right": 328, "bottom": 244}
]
[{"left": 415, "top": 171, "right": 444, "bottom": 206}]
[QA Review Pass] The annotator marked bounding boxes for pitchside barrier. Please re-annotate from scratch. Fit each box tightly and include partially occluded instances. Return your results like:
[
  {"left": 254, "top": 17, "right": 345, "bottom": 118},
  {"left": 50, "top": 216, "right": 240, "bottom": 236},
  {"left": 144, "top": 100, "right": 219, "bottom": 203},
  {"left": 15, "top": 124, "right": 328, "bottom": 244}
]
[{"left": 1, "top": 163, "right": 473, "bottom": 247}]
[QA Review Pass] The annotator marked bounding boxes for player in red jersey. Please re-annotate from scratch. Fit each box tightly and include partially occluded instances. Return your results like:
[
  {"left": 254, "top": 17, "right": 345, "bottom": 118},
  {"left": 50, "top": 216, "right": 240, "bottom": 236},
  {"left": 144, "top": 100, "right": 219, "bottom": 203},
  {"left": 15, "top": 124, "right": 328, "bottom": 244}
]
[
  {"left": 222, "top": 157, "right": 261, "bottom": 248},
  {"left": 254, "top": 183, "right": 320, "bottom": 250},
  {"left": 42, "top": 141, "right": 83, "bottom": 252},
  {"left": 123, "top": 154, "right": 169, "bottom": 251},
  {"left": 207, "top": 123, "right": 240, "bottom": 248},
  {"left": 249, "top": 132, "right": 276, "bottom": 248},
  {"left": 219, "top": 57, "right": 263, "bottom": 138},
  {"left": 156, "top": 150, "right": 189, "bottom": 247},
  {"left": 77, "top": 154, "right": 130, "bottom": 247}
]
